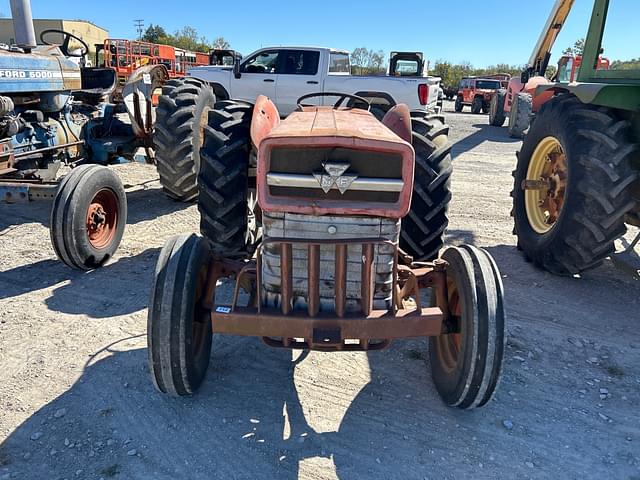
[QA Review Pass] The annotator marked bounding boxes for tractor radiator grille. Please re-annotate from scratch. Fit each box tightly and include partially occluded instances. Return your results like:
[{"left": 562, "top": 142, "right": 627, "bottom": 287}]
[{"left": 261, "top": 212, "right": 400, "bottom": 313}]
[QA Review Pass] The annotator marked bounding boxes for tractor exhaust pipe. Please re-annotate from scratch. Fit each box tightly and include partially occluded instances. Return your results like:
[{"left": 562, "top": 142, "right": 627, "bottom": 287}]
[{"left": 9, "top": 0, "right": 37, "bottom": 52}]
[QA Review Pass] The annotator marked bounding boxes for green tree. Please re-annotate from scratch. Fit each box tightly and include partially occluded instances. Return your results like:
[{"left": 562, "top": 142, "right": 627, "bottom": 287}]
[
  {"left": 142, "top": 24, "right": 168, "bottom": 44},
  {"left": 350, "top": 47, "right": 387, "bottom": 75},
  {"left": 140, "top": 24, "right": 229, "bottom": 53},
  {"left": 563, "top": 38, "right": 585, "bottom": 56},
  {"left": 350, "top": 47, "right": 370, "bottom": 75},
  {"left": 212, "top": 37, "right": 230, "bottom": 49}
]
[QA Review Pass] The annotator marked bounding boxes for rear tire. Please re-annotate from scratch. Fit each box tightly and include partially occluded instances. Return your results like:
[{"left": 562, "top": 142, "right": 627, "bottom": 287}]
[
  {"left": 198, "top": 100, "right": 259, "bottom": 257},
  {"left": 400, "top": 112, "right": 452, "bottom": 261},
  {"left": 51, "top": 165, "right": 126, "bottom": 270},
  {"left": 507, "top": 92, "right": 532, "bottom": 138},
  {"left": 454, "top": 96, "right": 463, "bottom": 112},
  {"left": 471, "top": 96, "right": 483, "bottom": 114},
  {"left": 429, "top": 245, "right": 505, "bottom": 409},
  {"left": 148, "top": 234, "right": 212, "bottom": 396},
  {"left": 512, "top": 94, "right": 637, "bottom": 275},
  {"left": 489, "top": 89, "right": 507, "bottom": 126},
  {"left": 155, "top": 77, "right": 216, "bottom": 201}
]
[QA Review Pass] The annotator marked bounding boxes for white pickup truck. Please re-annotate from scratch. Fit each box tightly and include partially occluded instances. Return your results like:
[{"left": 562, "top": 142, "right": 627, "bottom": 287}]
[{"left": 187, "top": 46, "right": 441, "bottom": 116}]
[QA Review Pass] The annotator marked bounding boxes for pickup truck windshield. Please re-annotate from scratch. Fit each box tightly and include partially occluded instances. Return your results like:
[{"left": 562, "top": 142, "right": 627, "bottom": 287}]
[
  {"left": 476, "top": 80, "right": 501, "bottom": 90},
  {"left": 329, "top": 52, "right": 350, "bottom": 74}
]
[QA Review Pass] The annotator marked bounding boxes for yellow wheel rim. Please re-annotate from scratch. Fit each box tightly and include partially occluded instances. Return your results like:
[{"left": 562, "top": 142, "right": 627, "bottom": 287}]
[{"left": 524, "top": 136, "right": 568, "bottom": 234}]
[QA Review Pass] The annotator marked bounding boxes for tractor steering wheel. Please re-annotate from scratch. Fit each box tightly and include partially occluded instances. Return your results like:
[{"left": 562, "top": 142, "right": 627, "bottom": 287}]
[
  {"left": 40, "top": 29, "right": 89, "bottom": 58},
  {"left": 297, "top": 92, "right": 371, "bottom": 111}
]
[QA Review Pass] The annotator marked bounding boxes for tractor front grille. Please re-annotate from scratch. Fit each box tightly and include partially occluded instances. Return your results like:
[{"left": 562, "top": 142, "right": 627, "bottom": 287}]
[{"left": 261, "top": 212, "right": 400, "bottom": 314}]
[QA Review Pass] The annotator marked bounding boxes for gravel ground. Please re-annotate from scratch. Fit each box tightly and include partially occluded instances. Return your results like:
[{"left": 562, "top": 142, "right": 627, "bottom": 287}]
[{"left": 1, "top": 99, "right": 639, "bottom": 480}]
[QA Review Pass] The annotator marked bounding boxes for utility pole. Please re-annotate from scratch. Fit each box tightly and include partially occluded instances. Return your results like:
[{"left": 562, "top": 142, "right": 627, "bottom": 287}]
[{"left": 134, "top": 19, "right": 144, "bottom": 40}]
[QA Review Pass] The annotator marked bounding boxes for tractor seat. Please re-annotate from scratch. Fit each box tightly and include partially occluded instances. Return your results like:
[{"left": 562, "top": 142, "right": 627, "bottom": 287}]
[{"left": 73, "top": 68, "right": 117, "bottom": 104}]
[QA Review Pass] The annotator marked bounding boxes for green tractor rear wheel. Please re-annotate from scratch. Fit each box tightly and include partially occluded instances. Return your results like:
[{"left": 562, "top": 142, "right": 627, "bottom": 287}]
[{"left": 512, "top": 94, "right": 637, "bottom": 275}]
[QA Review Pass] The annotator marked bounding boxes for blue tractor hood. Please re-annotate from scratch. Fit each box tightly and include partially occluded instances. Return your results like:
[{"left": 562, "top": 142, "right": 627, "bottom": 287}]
[{"left": 0, "top": 47, "right": 82, "bottom": 94}]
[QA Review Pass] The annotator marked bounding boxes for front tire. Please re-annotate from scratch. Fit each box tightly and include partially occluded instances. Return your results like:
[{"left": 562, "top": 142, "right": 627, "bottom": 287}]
[
  {"left": 148, "top": 234, "right": 212, "bottom": 396},
  {"left": 489, "top": 89, "right": 507, "bottom": 126},
  {"left": 430, "top": 245, "right": 505, "bottom": 409},
  {"left": 507, "top": 92, "right": 532, "bottom": 138},
  {"left": 454, "top": 96, "right": 463, "bottom": 112},
  {"left": 154, "top": 77, "right": 216, "bottom": 201},
  {"left": 400, "top": 112, "right": 452, "bottom": 261},
  {"left": 512, "top": 94, "right": 637, "bottom": 275},
  {"left": 50, "top": 165, "right": 126, "bottom": 270},
  {"left": 471, "top": 96, "right": 483, "bottom": 114}
]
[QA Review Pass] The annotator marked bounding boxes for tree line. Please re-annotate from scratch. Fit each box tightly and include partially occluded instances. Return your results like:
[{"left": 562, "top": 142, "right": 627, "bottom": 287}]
[{"left": 141, "top": 24, "right": 229, "bottom": 53}]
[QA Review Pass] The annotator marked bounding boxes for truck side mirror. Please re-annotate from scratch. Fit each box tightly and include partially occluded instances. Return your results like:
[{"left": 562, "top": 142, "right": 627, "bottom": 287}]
[
  {"left": 520, "top": 70, "right": 530, "bottom": 84},
  {"left": 234, "top": 56, "right": 241, "bottom": 79}
]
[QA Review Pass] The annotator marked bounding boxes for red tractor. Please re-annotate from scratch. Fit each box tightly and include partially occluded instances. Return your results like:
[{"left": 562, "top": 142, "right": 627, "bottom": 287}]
[
  {"left": 489, "top": 0, "right": 609, "bottom": 137},
  {"left": 454, "top": 77, "right": 504, "bottom": 114},
  {"left": 147, "top": 93, "right": 506, "bottom": 409}
]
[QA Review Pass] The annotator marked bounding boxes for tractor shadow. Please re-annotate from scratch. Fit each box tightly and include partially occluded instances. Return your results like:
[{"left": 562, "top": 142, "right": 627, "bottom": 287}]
[
  {"left": 0, "top": 248, "right": 159, "bottom": 318},
  {"left": 482, "top": 242, "right": 640, "bottom": 338},
  {"left": 0, "top": 335, "right": 489, "bottom": 480},
  {"left": 450, "top": 123, "right": 521, "bottom": 159},
  {"left": 444, "top": 228, "right": 476, "bottom": 246},
  {"left": 3, "top": 254, "right": 638, "bottom": 479},
  {"left": 0, "top": 200, "right": 50, "bottom": 232}
]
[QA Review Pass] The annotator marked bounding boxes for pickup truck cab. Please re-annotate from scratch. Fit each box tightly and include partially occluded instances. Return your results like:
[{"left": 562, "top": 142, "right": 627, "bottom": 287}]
[{"left": 187, "top": 46, "right": 440, "bottom": 117}]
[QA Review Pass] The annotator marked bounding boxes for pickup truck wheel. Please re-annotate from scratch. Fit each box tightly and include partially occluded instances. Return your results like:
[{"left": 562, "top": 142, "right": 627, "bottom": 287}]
[
  {"left": 482, "top": 101, "right": 490, "bottom": 114},
  {"left": 454, "top": 96, "right": 463, "bottom": 112},
  {"left": 198, "top": 100, "right": 259, "bottom": 258},
  {"left": 471, "top": 96, "right": 483, "bottom": 114},
  {"left": 508, "top": 92, "right": 532, "bottom": 138},
  {"left": 155, "top": 77, "right": 216, "bottom": 202},
  {"left": 148, "top": 233, "right": 212, "bottom": 396},
  {"left": 400, "top": 112, "right": 452, "bottom": 261},
  {"left": 489, "top": 89, "right": 507, "bottom": 126}
]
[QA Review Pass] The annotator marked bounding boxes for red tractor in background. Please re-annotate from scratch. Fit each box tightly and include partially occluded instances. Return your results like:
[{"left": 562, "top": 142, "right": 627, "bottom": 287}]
[{"left": 488, "top": 0, "right": 609, "bottom": 138}]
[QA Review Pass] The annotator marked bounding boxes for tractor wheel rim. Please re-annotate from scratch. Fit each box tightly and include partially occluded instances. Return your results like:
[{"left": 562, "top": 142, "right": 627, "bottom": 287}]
[
  {"left": 438, "top": 276, "right": 463, "bottom": 373},
  {"left": 524, "top": 136, "right": 567, "bottom": 234},
  {"left": 86, "top": 189, "right": 118, "bottom": 249}
]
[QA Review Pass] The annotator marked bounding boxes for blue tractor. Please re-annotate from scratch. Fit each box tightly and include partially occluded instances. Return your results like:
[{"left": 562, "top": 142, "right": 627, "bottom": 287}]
[{"left": 0, "top": 0, "right": 168, "bottom": 269}]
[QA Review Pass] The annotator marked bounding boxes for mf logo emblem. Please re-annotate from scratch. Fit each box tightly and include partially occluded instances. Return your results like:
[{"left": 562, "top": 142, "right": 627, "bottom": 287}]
[{"left": 313, "top": 162, "right": 358, "bottom": 194}]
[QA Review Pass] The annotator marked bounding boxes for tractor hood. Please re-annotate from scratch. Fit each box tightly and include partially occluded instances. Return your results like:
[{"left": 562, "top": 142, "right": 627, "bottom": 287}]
[
  {"left": 255, "top": 99, "right": 415, "bottom": 218},
  {"left": 0, "top": 49, "right": 81, "bottom": 93}
]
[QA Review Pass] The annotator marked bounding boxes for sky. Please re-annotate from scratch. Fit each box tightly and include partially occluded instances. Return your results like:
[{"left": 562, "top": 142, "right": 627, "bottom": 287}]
[{"left": 1, "top": 0, "right": 636, "bottom": 67}]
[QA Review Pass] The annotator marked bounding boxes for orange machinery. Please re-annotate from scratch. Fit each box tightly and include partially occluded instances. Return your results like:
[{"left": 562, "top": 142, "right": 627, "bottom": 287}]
[{"left": 100, "top": 39, "right": 208, "bottom": 81}]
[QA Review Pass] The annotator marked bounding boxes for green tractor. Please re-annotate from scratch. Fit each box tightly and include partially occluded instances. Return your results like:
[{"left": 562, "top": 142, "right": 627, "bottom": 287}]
[{"left": 512, "top": 0, "right": 640, "bottom": 275}]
